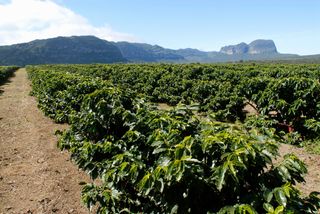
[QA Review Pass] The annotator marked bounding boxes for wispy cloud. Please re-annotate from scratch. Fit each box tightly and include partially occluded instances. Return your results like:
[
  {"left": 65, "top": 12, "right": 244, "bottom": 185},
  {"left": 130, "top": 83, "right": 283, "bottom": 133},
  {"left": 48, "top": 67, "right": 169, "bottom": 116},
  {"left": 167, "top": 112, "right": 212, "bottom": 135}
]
[{"left": 0, "top": 0, "right": 137, "bottom": 45}]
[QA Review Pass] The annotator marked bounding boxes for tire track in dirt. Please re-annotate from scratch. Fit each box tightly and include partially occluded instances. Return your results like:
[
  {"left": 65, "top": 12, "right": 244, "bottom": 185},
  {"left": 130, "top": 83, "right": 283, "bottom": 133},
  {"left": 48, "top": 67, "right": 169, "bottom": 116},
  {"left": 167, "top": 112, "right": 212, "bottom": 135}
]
[{"left": 0, "top": 69, "right": 90, "bottom": 214}]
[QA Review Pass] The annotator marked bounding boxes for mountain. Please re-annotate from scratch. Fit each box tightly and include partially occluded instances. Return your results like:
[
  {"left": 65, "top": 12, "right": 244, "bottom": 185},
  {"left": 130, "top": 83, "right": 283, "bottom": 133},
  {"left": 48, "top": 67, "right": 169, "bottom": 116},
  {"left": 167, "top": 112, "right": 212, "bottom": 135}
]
[
  {"left": 114, "top": 42, "right": 184, "bottom": 62},
  {"left": 248, "top": 40, "right": 278, "bottom": 54},
  {"left": 220, "top": 42, "right": 249, "bottom": 55},
  {"left": 114, "top": 39, "right": 298, "bottom": 63},
  {"left": 0, "top": 36, "right": 318, "bottom": 65},
  {"left": 0, "top": 36, "right": 126, "bottom": 66},
  {"left": 220, "top": 40, "right": 277, "bottom": 55}
]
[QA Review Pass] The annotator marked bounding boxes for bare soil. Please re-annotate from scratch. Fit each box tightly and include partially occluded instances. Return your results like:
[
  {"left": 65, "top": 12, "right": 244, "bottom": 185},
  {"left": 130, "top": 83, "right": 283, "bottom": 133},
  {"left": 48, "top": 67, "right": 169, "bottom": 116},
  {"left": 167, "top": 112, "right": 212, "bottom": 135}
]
[
  {"left": 0, "top": 69, "right": 90, "bottom": 214},
  {"left": 279, "top": 144, "right": 320, "bottom": 196}
]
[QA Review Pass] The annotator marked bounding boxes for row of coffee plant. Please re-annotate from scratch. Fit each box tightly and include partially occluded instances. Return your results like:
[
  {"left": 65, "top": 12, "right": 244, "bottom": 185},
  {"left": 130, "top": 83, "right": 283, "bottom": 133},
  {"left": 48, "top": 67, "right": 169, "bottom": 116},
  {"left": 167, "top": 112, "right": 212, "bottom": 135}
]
[
  {"left": 27, "top": 65, "right": 320, "bottom": 213},
  {"left": 31, "top": 64, "right": 320, "bottom": 141},
  {"left": 0, "top": 66, "right": 19, "bottom": 83}
]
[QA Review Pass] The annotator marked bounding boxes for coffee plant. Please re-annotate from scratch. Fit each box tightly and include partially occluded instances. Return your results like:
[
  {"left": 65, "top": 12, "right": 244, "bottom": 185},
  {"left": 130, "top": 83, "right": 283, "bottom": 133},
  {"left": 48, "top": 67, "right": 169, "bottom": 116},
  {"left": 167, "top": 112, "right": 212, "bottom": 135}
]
[
  {"left": 27, "top": 64, "right": 320, "bottom": 213},
  {"left": 0, "top": 66, "right": 19, "bottom": 83}
]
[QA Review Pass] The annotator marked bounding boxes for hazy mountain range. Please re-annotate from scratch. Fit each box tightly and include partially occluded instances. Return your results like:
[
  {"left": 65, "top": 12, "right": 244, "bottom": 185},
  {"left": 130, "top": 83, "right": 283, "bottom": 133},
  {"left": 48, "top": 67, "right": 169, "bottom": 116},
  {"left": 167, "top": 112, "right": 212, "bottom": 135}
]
[{"left": 0, "top": 36, "right": 318, "bottom": 66}]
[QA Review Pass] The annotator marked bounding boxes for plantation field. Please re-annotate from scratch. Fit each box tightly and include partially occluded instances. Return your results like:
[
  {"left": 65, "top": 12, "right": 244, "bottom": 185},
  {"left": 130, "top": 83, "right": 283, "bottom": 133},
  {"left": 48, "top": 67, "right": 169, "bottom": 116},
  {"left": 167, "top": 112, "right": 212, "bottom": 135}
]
[{"left": 26, "top": 63, "right": 320, "bottom": 213}]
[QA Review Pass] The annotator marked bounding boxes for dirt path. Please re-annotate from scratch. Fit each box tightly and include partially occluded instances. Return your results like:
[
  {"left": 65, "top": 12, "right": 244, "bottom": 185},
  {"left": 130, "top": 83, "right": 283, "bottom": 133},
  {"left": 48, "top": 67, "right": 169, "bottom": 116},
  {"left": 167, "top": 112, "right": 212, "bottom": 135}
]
[{"left": 0, "top": 69, "right": 90, "bottom": 214}]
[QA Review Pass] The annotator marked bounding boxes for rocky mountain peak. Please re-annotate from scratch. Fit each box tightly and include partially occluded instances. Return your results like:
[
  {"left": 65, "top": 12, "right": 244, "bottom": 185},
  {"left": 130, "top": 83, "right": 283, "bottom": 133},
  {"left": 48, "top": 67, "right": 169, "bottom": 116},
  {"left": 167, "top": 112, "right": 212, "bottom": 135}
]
[
  {"left": 220, "top": 39, "right": 277, "bottom": 55},
  {"left": 248, "top": 39, "right": 277, "bottom": 54}
]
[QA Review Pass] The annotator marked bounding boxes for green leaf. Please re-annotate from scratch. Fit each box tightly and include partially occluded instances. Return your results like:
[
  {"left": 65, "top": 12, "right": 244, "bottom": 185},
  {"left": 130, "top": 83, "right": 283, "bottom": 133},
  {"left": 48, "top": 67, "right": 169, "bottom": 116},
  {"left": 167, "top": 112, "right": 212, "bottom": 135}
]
[
  {"left": 153, "top": 147, "right": 167, "bottom": 154},
  {"left": 264, "top": 190, "right": 274, "bottom": 203},
  {"left": 263, "top": 203, "right": 274, "bottom": 213},
  {"left": 236, "top": 204, "right": 257, "bottom": 214},
  {"left": 170, "top": 205, "right": 179, "bottom": 214},
  {"left": 274, "top": 205, "right": 284, "bottom": 214},
  {"left": 275, "top": 189, "right": 287, "bottom": 207},
  {"left": 215, "top": 164, "right": 227, "bottom": 191},
  {"left": 119, "top": 208, "right": 131, "bottom": 213}
]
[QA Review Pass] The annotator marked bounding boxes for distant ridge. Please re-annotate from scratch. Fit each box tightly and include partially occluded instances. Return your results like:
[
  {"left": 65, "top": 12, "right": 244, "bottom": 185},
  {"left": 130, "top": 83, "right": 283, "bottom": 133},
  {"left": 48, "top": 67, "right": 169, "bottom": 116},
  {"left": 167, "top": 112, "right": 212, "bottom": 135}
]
[
  {"left": 0, "top": 36, "right": 126, "bottom": 66},
  {"left": 0, "top": 36, "right": 318, "bottom": 65},
  {"left": 113, "top": 39, "right": 297, "bottom": 63}
]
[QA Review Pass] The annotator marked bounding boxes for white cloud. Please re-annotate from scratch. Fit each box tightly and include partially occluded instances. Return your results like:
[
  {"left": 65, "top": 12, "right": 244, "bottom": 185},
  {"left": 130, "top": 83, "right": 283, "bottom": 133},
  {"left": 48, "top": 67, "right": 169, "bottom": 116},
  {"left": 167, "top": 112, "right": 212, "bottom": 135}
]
[{"left": 0, "top": 0, "right": 136, "bottom": 45}]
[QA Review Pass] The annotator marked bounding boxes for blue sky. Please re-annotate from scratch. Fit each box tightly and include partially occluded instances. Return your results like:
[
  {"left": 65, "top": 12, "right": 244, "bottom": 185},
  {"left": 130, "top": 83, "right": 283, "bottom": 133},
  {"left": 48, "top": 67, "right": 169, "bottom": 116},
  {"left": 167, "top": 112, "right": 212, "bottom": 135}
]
[{"left": 0, "top": 0, "right": 319, "bottom": 55}]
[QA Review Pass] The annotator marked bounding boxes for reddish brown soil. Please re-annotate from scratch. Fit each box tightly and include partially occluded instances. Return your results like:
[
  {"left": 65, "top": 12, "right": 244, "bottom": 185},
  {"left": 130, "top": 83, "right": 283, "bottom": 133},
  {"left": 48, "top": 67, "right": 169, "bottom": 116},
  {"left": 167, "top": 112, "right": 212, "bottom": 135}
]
[{"left": 0, "top": 69, "right": 90, "bottom": 214}]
